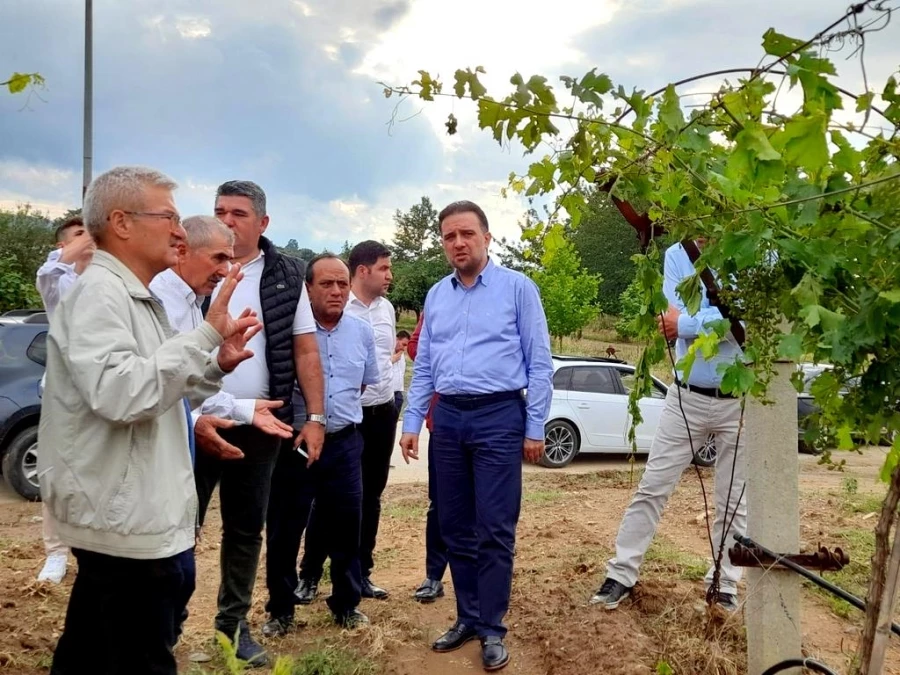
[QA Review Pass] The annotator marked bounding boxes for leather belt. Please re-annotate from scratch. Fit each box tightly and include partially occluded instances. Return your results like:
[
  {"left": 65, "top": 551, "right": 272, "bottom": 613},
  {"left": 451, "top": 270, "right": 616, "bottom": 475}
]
[
  {"left": 326, "top": 423, "right": 358, "bottom": 441},
  {"left": 678, "top": 381, "right": 736, "bottom": 400},
  {"left": 439, "top": 390, "right": 523, "bottom": 410}
]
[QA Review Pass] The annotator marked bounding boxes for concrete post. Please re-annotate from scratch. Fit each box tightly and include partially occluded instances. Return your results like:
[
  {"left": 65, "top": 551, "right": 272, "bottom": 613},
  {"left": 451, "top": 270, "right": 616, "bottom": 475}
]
[{"left": 745, "top": 359, "right": 802, "bottom": 674}]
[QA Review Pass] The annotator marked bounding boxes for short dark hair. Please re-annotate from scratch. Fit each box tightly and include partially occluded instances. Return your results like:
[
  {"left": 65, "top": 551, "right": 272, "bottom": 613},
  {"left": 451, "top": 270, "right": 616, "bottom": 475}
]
[
  {"left": 306, "top": 253, "right": 350, "bottom": 283},
  {"left": 55, "top": 215, "right": 84, "bottom": 243},
  {"left": 396, "top": 330, "right": 411, "bottom": 340},
  {"left": 348, "top": 240, "right": 391, "bottom": 278},
  {"left": 216, "top": 180, "right": 267, "bottom": 216},
  {"left": 438, "top": 200, "right": 489, "bottom": 233}
]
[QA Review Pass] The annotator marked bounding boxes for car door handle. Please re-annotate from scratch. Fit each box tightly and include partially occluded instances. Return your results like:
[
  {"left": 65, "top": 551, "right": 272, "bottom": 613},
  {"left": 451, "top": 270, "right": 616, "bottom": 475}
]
[{"left": 577, "top": 404, "right": 591, "bottom": 409}]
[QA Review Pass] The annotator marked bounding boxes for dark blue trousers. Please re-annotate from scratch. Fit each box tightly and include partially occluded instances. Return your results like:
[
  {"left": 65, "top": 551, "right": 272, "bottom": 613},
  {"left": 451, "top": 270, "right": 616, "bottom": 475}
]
[
  {"left": 431, "top": 394, "right": 525, "bottom": 638},
  {"left": 425, "top": 434, "right": 448, "bottom": 580},
  {"left": 265, "top": 427, "right": 363, "bottom": 619}
]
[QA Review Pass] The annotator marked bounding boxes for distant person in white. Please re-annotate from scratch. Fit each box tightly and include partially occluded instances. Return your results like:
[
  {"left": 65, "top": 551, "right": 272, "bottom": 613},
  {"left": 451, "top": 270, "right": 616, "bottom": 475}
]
[
  {"left": 392, "top": 330, "right": 411, "bottom": 414},
  {"left": 149, "top": 215, "right": 293, "bottom": 455},
  {"left": 34, "top": 214, "right": 96, "bottom": 584}
]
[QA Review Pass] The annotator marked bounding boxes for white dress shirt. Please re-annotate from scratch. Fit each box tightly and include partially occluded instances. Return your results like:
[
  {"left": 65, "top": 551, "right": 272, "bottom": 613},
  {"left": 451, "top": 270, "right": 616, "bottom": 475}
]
[
  {"left": 149, "top": 268, "right": 255, "bottom": 425},
  {"left": 392, "top": 353, "right": 406, "bottom": 393},
  {"left": 210, "top": 250, "right": 316, "bottom": 399},
  {"left": 346, "top": 291, "right": 395, "bottom": 407},
  {"left": 36, "top": 249, "right": 79, "bottom": 321}
]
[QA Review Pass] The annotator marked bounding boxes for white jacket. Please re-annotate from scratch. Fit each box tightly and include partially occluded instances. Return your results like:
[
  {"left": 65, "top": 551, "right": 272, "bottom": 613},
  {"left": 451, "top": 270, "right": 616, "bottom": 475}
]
[{"left": 37, "top": 250, "right": 226, "bottom": 560}]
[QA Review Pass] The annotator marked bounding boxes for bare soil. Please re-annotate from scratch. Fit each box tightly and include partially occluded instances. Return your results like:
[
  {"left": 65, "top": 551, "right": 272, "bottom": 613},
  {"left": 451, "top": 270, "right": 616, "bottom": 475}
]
[{"left": 1, "top": 448, "right": 898, "bottom": 674}]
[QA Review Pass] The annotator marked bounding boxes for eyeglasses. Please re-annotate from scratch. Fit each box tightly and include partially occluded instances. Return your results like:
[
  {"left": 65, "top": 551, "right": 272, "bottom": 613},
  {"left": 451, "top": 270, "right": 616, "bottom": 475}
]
[{"left": 123, "top": 211, "right": 182, "bottom": 227}]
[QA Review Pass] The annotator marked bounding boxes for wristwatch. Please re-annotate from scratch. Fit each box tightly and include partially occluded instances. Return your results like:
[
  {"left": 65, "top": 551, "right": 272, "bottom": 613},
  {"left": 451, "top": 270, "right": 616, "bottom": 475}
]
[{"left": 307, "top": 413, "right": 326, "bottom": 426}]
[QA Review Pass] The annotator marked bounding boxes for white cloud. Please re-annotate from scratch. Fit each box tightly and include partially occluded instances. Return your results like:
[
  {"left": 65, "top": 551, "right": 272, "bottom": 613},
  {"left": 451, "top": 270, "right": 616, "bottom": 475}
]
[{"left": 175, "top": 16, "right": 212, "bottom": 40}]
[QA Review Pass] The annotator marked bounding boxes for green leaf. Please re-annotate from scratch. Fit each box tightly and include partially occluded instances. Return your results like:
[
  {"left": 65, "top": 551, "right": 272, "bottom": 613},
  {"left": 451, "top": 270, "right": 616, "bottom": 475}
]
[
  {"left": 6, "top": 72, "right": 32, "bottom": 94},
  {"left": 856, "top": 91, "right": 874, "bottom": 113},
  {"left": 676, "top": 273, "right": 702, "bottom": 316},
  {"left": 658, "top": 85, "right": 684, "bottom": 132},
  {"left": 800, "top": 304, "right": 844, "bottom": 332},
  {"left": 762, "top": 29, "right": 805, "bottom": 58},
  {"left": 453, "top": 68, "right": 488, "bottom": 99},
  {"left": 779, "top": 114, "right": 828, "bottom": 175},
  {"left": 836, "top": 424, "right": 854, "bottom": 451},
  {"left": 719, "top": 361, "right": 756, "bottom": 395},
  {"left": 778, "top": 333, "right": 804, "bottom": 360},
  {"left": 734, "top": 126, "right": 781, "bottom": 161},
  {"left": 881, "top": 437, "right": 900, "bottom": 483},
  {"left": 879, "top": 290, "right": 900, "bottom": 303}
]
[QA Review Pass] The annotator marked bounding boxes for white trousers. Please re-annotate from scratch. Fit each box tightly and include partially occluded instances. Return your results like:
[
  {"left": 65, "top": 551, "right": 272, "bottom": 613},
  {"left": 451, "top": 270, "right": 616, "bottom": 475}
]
[
  {"left": 42, "top": 502, "right": 68, "bottom": 557},
  {"left": 606, "top": 384, "right": 747, "bottom": 595}
]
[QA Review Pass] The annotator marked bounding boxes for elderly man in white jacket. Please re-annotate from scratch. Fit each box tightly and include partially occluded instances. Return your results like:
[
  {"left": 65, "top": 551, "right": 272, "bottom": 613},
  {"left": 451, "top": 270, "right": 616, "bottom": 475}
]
[{"left": 38, "top": 166, "right": 260, "bottom": 675}]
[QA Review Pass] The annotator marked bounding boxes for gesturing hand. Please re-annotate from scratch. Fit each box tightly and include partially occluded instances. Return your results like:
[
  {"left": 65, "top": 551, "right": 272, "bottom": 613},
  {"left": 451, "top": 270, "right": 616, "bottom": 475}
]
[
  {"left": 400, "top": 432, "right": 419, "bottom": 464},
  {"left": 217, "top": 307, "right": 263, "bottom": 373},
  {"left": 205, "top": 263, "right": 260, "bottom": 342},
  {"left": 252, "top": 400, "right": 294, "bottom": 439},
  {"left": 195, "top": 415, "right": 244, "bottom": 460}
]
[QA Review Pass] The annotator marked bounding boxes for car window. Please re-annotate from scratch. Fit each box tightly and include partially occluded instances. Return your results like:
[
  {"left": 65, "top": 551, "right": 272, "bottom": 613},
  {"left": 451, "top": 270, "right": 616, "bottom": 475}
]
[
  {"left": 553, "top": 367, "right": 573, "bottom": 390},
  {"left": 619, "top": 370, "right": 667, "bottom": 399},
  {"left": 570, "top": 366, "right": 619, "bottom": 395},
  {"left": 26, "top": 332, "right": 47, "bottom": 367}
]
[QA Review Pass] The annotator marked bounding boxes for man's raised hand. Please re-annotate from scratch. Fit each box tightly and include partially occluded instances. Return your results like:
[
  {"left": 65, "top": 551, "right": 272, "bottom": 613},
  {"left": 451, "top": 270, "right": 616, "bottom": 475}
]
[
  {"left": 217, "top": 308, "right": 262, "bottom": 373},
  {"left": 252, "top": 400, "right": 293, "bottom": 439}
]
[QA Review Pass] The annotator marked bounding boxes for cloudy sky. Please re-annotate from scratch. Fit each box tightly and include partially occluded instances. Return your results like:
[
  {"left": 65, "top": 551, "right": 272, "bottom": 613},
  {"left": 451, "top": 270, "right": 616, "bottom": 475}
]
[{"left": 1, "top": 0, "right": 896, "bottom": 250}]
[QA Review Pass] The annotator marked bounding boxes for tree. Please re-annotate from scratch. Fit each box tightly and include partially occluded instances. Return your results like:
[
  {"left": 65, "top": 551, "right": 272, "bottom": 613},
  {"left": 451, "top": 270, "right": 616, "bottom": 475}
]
[
  {"left": 495, "top": 206, "right": 548, "bottom": 273},
  {"left": 277, "top": 238, "right": 317, "bottom": 262},
  {"left": 385, "top": 4, "right": 900, "bottom": 669},
  {"left": 571, "top": 190, "right": 642, "bottom": 315},
  {"left": 388, "top": 197, "right": 448, "bottom": 317},
  {"left": 529, "top": 227, "right": 600, "bottom": 347},
  {"left": 0, "top": 206, "right": 55, "bottom": 312}
]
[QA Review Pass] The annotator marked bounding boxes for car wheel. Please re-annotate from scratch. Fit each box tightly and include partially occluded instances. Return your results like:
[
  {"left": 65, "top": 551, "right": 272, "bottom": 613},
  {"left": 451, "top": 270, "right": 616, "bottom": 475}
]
[
  {"left": 691, "top": 433, "right": 717, "bottom": 467},
  {"left": 2, "top": 426, "right": 41, "bottom": 501},
  {"left": 541, "top": 420, "right": 579, "bottom": 468}
]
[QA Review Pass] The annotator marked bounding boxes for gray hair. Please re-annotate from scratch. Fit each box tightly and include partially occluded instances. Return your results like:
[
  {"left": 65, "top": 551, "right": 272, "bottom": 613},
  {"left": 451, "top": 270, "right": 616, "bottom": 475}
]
[
  {"left": 216, "top": 180, "right": 267, "bottom": 217},
  {"left": 83, "top": 166, "right": 177, "bottom": 239},
  {"left": 181, "top": 215, "right": 234, "bottom": 249}
]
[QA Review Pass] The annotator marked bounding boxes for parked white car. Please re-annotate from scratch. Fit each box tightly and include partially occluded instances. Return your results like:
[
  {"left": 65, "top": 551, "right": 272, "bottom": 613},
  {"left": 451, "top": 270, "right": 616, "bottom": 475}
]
[{"left": 541, "top": 356, "right": 717, "bottom": 468}]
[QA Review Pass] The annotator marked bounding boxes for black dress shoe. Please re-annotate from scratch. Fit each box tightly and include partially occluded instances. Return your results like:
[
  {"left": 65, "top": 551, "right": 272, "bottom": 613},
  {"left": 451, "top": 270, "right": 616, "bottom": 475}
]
[
  {"left": 432, "top": 621, "right": 477, "bottom": 653},
  {"left": 294, "top": 578, "right": 318, "bottom": 605},
  {"left": 334, "top": 607, "right": 370, "bottom": 628},
  {"left": 414, "top": 578, "right": 445, "bottom": 603},
  {"left": 361, "top": 577, "right": 389, "bottom": 599},
  {"left": 481, "top": 637, "right": 510, "bottom": 672}
]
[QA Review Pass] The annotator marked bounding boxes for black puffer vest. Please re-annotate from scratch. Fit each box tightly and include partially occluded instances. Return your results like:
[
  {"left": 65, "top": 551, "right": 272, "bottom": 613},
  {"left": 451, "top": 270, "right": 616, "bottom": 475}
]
[{"left": 256, "top": 236, "right": 306, "bottom": 424}]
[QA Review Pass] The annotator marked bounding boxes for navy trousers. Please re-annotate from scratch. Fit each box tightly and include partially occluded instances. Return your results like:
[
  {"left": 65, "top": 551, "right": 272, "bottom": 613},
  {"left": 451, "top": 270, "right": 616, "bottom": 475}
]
[
  {"left": 51, "top": 547, "right": 194, "bottom": 675},
  {"left": 301, "top": 401, "right": 399, "bottom": 581},
  {"left": 431, "top": 394, "right": 525, "bottom": 638},
  {"left": 425, "top": 434, "right": 448, "bottom": 580},
  {"left": 265, "top": 427, "right": 363, "bottom": 619}
]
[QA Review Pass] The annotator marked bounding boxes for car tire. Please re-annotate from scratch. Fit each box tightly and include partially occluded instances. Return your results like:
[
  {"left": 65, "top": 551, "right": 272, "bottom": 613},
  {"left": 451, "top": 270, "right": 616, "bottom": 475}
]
[
  {"left": 2, "top": 426, "right": 41, "bottom": 501},
  {"left": 541, "top": 419, "right": 580, "bottom": 468},
  {"left": 691, "top": 433, "right": 717, "bottom": 467}
]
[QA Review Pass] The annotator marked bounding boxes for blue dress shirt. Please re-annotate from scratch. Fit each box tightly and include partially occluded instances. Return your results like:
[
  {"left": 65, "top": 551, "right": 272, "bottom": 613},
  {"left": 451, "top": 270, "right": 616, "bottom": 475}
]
[
  {"left": 664, "top": 243, "right": 744, "bottom": 388},
  {"left": 402, "top": 258, "right": 554, "bottom": 440},
  {"left": 317, "top": 313, "right": 380, "bottom": 433}
]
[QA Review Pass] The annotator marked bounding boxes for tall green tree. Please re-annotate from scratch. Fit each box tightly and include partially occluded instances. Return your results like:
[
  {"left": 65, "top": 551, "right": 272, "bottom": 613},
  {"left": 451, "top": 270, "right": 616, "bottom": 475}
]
[
  {"left": 0, "top": 206, "right": 55, "bottom": 312},
  {"left": 570, "top": 191, "right": 642, "bottom": 315},
  {"left": 388, "top": 197, "right": 449, "bottom": 318},
  {"left": 530, "top": 226, "right": 601, "bottom": 347}
]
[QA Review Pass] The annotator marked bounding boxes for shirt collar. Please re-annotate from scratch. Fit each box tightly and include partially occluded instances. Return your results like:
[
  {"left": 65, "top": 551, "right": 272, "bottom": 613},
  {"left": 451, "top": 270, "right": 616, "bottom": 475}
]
[
  {"left": 348, "top": 291, "right": 382, "bottom": 309},
  {"left": 451, "top": 256, "right": 495, "bottom": 289},
  {"left": 315, "top": 312, "right": 345, "bottom": 333}
]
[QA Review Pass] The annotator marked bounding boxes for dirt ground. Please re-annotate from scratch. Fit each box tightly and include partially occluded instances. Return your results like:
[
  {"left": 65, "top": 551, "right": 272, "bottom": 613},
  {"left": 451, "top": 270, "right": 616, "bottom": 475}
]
[{"left": 1, "top": 448, "right": 899, "bottom": 675}]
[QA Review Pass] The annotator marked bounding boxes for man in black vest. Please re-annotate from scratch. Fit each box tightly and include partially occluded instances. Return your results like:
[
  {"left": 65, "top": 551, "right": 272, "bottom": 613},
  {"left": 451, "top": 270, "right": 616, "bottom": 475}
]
[{"left": 194, "top": 180, "right": 325, "bottom": 667}]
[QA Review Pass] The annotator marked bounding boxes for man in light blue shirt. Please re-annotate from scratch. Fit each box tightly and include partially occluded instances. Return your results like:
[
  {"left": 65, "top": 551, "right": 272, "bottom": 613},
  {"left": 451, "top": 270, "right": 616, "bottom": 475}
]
[
  {"left": 264, "top": 254, "right": 379, "bottom": 637},
  {"left": 592, "top": 240, "right": 747, "bottom": 613},
  {"left": 400, "top": 200, "right": 553, "bottom": 672}
]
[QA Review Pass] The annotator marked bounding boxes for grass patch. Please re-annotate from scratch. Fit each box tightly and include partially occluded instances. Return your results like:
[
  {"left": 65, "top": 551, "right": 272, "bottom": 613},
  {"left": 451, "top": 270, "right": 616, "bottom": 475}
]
[
  {"left": 383, "top": 502, "right": 426, "bottom": 521},
  {"left": 645, "top": 538, "right": 708, "bottom": 582},
  {"left": 806, "top": 527, "right": 875, "bottom": 619},
  {"left": 522, "top": 488, "right": 565, "bottom": 505},
  {"left": 190, "top": 636, "right": 376, "bottom": 675}
]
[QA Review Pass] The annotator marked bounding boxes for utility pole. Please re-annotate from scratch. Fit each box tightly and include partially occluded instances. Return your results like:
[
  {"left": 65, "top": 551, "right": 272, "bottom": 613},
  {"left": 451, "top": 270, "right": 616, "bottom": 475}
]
[
  {"left": 745, "top": 351, "right": 802, "bottom": 674},
  {"left": 82, "top": 0, "right": 93, "bottom": 200}
]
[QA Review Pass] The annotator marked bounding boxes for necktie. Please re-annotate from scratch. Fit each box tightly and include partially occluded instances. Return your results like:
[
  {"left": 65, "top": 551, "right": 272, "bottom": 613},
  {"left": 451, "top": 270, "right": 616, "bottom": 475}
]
[{"left": 182, "top": 398, "right": 195, "bottom": 464}]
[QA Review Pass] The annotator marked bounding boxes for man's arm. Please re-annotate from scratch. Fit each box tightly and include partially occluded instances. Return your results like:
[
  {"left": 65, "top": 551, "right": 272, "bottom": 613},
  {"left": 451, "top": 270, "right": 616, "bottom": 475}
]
[
  {"left": 407, "top": 312, "right": 424, "bottom": 361},
  {"left": 199, "top": 391, "right": 255, "bottom": 425},
  {"left": 63, "top": 284, "right": 226, "bottom": 425},
  {"left": 362, "top": 325, "right": 380, "bottom": 387},
  {"left": 517, "top": 278, "right": 555, "bottom": 442},
  {"left": 401, "top": 298, "right": 435, "bottom": 436},
  {"left": 35, "top": 250, "right": 77, "bottom": 315},
  {"left": 662, "top": 246, "right": 726, "bottom": 340}
]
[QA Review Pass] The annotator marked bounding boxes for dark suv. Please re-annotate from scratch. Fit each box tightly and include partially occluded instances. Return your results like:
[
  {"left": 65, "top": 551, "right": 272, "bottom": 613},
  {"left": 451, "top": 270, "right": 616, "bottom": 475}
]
[{"left": 0, "top": 315, "right": 48, "bottom": 500}]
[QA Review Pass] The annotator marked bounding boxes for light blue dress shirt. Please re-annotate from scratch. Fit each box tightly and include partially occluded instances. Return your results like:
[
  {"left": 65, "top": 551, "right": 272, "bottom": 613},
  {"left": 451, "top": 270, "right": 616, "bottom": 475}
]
[
  {"left": 402, "top": 258, "right": 554, "bottom": 441},
  {"left": 664, "top": 243, "right": 744, "bottom": 388},
  {"left": 316, "top": 313, "right": 380, "bottom": 433}
]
